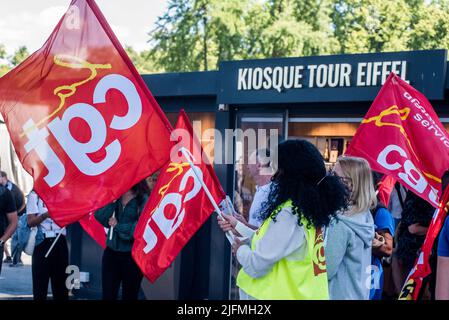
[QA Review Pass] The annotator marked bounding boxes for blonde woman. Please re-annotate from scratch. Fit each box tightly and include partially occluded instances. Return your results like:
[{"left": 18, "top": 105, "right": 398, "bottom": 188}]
[{"left": 325, "top": 156, "right": 375, "bottom": 300}]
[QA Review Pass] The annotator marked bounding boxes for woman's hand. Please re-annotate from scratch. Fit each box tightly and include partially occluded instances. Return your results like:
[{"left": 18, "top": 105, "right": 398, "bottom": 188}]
[
  {"left": 217, "top": 214, "right": 241, "bottom": 237},
  {"left": 232, "top": 237, "right": 245, "bottom": 255},
  {"left": 372, "top": 231, "right": 393, "bottom": 257},
  {"left": 108, "top": 216, "right": 118, "bottom": 228},
  {"left": 372, "top": 232, "right": 385, "bottom": 248}
]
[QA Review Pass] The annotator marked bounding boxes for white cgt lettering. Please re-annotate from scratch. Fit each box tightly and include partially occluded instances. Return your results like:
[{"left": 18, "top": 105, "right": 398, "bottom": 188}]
[
  {"left": 377, "top": 144, "right": 434, "bottom": 203},
  {"left": 23, "top": 119, "right": 66, "bottom": 187},
  {"left": 23, "top": 74, "right": 142, "bottom": 187},
  {"left": 152, "top": 193, "right": 185, "bottom": 241},
  {"left": 142, "top": 153, "right": 203, "bottom": 254},
  {"left": 48, "top": 103, "right": 121, "bottom": 176},
  {"left": 377, "top": 144, "right": 404, "bottom": 170},
  {"left": 399, "top": 160, "right": 426, "bottom": 193}
]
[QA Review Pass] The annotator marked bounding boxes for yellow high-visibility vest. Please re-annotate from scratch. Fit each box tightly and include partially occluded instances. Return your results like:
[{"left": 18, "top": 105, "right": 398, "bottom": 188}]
[{"left": 236, "top": 200, "right": 329, "bottom": 300}]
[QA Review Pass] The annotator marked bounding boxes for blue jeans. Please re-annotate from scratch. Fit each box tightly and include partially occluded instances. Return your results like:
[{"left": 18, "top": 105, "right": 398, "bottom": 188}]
[
  {"left": 11, "top": 230, "right": 23, "bottom": 265},
  {"left": 0, "top": 245, "right": 3, "bottom": 275}
]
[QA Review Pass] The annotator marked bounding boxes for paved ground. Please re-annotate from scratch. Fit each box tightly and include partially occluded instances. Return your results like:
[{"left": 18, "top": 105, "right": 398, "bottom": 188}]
[{"left": 0, "top": 243, "right": 34, "bottom": 300}]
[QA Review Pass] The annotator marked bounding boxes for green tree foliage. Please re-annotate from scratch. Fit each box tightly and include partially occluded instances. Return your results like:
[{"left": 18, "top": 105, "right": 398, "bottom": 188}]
[
  {"left": 125, "top": 46, "right": 162, "bottom": 74},
  {"left": 0, "top": 66, "right": 8, "bottom": 77},
  {"left": 257, "top": 0, "right": 339, "bottom": 57},
  {"left": 0, "top": 44, "right": 157, "bottom": 76},
  {"left": 3, "top": 0, "right": 449, "bottom": 76},
  {"left": 10, "top": 46, "right": 29, "bottom": 66},
  {"left": 150, "top": 0, "right": 339, "bottom": 71},
  {"left": 408, "top": 0, "right": 449, "bottom": 50},
  {"left": 0, "top": 44, "right": 9, "bottom": 77},
  {"left": 332, "top": 0, "right": 412, "bottom": 53},
  {"left": 0, "top": 44, "right": 6, "bottom": 60},
  {"left": 148, "top": 0, "right": 449, "bottom": 72},
  {"left": 148, "top": 0, "right": 208, "bottom": 72},
  {"left": 0, "top": 45, "right": 30, "bottom": 77}
]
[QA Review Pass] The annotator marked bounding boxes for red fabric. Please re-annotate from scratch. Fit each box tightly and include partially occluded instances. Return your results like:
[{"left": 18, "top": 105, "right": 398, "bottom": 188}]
[
  {"left": 377, "top": 175, "right": 396, "bottom": 206},
  {"left": 132, "top": 110, "right": 226, "bottom": 283},
  {"left": 399, "top": 186, "right": 449, "bottom": 300},
  {"left": 0, "top": 0, "right": 173, "bottom": 226},
  {"left": 79, "top": 212, "right": 107, "bottom": 249},
  {"left": 346, "top": 73, "right": 449, "bottom": 208}
]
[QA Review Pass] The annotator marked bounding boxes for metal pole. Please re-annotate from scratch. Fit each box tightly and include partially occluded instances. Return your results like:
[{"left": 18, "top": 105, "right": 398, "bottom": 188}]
[
  {"left": 109, "top": 211, "right": 115, "bottom": 241},
  {"left": 180, "top": 147, "right": 234, "bottom": 244},
  {"left": 45, "top": 228, "right": 65, "bottom": 258}
]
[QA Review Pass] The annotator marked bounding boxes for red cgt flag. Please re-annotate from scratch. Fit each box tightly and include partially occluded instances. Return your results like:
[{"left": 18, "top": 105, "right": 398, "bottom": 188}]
[
  {"left": 0, "top": 0, "right": 173, "bottom": 226},
  {"left": 346, "top": 73, "right": 449, "bottom": 208},
  {"left": 132, "top": 110, "right": 226, "bottom": 283}
]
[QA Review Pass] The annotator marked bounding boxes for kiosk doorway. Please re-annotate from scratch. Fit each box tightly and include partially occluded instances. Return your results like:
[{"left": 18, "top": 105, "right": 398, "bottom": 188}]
[{"left": 229, "top": 111, "right": 361, "bottom": 299}]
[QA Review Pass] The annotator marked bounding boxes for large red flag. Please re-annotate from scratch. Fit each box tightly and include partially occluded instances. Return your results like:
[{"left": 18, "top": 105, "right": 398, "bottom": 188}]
[
  {"left": 346, "top": 73, "right": 449, "bottom": 208},
  {"left": 346, "top": 72, "right": 449, "bottom": 300},
  {"left": 0, "top": 0, "right": 173, "bottom": 226},
  {"left": 132, "top": 110, "right": 226, "bottom": 283}
]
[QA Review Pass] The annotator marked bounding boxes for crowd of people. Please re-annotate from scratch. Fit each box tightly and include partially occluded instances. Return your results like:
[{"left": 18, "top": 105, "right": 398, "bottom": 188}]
[
  {"left": 1, "top": 138, "right": 449, "bottom": 300},
  {"left": 0, "top": 170, "right": 156, "bottom": 300},
  {"left": 217, "top": 140, "right": 449, "bottom": 300}
]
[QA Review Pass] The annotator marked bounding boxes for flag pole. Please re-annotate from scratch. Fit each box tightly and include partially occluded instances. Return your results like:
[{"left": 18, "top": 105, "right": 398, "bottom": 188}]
[
  {"left": 180, "top": 147, "right": 234, "bottom": 244},
  {"left": 109, "top": 212, "right": 115, "bottom": 241},
  {"left": 45, "top": 227, "right": 65, "bottom": 258}
]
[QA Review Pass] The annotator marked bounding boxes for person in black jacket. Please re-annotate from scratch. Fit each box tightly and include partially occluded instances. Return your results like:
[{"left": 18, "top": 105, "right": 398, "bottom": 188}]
[
  {"left": 95, "top": 180, "right": 149, "bottom": 300},
  {"left": 0, "top": 184, "right": 18, "bottom": 275},
  {"left": 1, "top": 171, "right": 25, "bottom": 266},
  {"left": 393, "top": 191, "right": 434, "bottom": 296}
]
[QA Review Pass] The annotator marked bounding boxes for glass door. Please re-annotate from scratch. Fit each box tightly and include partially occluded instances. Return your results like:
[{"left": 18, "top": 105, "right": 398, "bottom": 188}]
[{"left": 229, "top": 111, "right": 286, "bottom": 299}]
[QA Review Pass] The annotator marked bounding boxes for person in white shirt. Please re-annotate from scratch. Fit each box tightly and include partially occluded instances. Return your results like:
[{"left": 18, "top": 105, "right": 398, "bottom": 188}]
[
  {"left": 238, "top": 148, "right": 274, "bottom": 229},
  {"left": 27, "top": 190, "right": 68, "bottom": 300}
]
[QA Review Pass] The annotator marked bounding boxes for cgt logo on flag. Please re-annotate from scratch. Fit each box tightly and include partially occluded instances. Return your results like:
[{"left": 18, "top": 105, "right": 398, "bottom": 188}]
[
  {"left": 399, "top": 278, "right": 417, "bottom": 300},
  {"left": 23, "top": 55, "right": 143, "bottom": 187},
  {"left": 312, "top": 229, "right": 326, "bottom": 276},
  {"left": 361, "top": 105, "right": 439, "bottom": 206},
  {"left": 132, "top": 110, "right": 226, "bottom": 283},
  {"left": 142, "top": 152, "right": 203, "bottom": 254},
  {"left": 0, "top": 0, "right": 173, "bottom": 227},
  {"left": 346, "top": 73, "right": 449, "bottom": 207}
]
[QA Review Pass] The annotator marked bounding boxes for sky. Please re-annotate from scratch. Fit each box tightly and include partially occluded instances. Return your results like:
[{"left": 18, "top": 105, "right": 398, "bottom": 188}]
[{"left": 0, "top": 0, "right": 169, "bottom": 55}]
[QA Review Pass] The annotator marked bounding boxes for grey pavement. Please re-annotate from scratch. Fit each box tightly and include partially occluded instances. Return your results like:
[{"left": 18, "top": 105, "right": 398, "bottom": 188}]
[{"left": 0, "top": 248, "right": 34, "bottom": 300}]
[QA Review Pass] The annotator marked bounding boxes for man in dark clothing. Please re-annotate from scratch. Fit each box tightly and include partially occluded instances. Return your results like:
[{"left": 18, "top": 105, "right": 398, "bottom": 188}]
[
  {"left": 396, "top": 191, "right": 434, "bottom": 269},
  {"left": 0, "top": 184, "right": 18, "bottom": 275},
  {"left": 393, "top": 191, "right": 434, "bottom": 297},
  {"left": 0, "top": 171, "right": 25, "bottom": 265},
  {"left": 0, "top": 171, "right": 25, "bottom": 214}
]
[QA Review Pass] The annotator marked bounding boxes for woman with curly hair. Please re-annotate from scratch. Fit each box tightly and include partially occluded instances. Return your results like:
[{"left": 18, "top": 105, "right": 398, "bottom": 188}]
[
  {"left": 218, "top": 139, "right": 348, "bottom": 299},
  {"left": 325, "top": 156, "right": 376, "bottom": 300}
]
